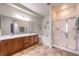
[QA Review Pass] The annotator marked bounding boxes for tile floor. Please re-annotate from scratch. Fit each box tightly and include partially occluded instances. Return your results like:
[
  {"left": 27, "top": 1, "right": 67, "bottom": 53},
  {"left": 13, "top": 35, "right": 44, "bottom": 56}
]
[{"left": 12, "top": 44, "right": 78, "bottom": 56}]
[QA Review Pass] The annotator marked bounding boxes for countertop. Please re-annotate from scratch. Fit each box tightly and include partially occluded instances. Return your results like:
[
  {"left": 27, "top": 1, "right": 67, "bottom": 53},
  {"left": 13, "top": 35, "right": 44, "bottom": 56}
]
[{"left": 0, "top": 33, "right": 38, "bottom": 41}]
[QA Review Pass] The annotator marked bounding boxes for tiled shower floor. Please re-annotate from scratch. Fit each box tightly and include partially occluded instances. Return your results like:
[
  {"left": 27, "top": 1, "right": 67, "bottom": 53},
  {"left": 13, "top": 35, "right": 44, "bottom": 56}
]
[{"left": 12, "top": 44, "right": 78, "bottom": 56}]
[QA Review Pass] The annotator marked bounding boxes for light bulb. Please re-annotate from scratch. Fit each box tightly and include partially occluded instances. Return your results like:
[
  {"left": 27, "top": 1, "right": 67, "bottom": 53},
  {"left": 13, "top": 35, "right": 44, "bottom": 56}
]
[{"left": 61, "top": 5, "right": 67, "bottom": 10}]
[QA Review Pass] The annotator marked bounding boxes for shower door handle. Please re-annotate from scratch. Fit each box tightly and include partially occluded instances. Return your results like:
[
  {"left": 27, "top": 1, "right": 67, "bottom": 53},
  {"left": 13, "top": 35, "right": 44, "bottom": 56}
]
[{"left": 64, "top": 32, "right": 68, "bottom": 38}]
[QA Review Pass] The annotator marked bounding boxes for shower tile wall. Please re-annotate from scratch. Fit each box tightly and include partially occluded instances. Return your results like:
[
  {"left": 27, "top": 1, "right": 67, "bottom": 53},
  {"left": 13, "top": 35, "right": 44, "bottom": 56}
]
[{"left": 54, "top": 19, "right": 66, "bottom": 47}]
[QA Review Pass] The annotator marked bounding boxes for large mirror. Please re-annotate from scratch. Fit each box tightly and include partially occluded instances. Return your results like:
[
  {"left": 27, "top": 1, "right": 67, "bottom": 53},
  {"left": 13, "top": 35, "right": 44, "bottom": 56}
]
[
  {"left": 0, "top": 14, "right": 35, "bottom": 36},
  {"left": 0, "top": 3, "right": 42, "bottom": 36}
]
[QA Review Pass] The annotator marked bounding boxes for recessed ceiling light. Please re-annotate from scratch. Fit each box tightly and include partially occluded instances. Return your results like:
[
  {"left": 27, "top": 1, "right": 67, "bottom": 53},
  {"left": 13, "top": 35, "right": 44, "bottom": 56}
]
[{"left": 61, "top": 5, "right": 67, "bottom": 10}]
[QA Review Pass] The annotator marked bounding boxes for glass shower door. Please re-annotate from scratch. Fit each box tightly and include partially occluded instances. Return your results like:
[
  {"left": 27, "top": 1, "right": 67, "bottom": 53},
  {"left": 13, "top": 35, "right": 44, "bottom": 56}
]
[
  {"left": 54, "top": 17, "right": 77, "bottom": 51},
  {"left": 67, "top": 17, "right": 77, "bottom": 50}
]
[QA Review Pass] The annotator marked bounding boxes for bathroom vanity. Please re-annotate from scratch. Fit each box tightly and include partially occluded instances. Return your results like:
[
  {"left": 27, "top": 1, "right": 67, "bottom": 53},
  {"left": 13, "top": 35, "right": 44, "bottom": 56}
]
[{"left": 0, "top": 33, "right": 39, "bottom": 56}]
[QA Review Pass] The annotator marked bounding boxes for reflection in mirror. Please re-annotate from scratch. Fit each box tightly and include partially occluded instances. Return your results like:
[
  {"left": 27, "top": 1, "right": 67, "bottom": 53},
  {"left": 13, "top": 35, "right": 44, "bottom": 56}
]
[
  {"left": 1, "top": 14, "right": 34, "bottom": 36},
  {"left": 19, "top": 27, "right": 25, "bottom": 33},
  {"left": 11, "top": 19, "right": 19, "bottom": 34}
]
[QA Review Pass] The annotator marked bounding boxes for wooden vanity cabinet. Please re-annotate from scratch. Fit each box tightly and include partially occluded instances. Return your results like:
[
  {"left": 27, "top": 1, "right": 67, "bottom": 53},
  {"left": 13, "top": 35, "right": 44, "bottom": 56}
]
[{"left": 0, "top": 35, "right": 39, "bottom": 56}]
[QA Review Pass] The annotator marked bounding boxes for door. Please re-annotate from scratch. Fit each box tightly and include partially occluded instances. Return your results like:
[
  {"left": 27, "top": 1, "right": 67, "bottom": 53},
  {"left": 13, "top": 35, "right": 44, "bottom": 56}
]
[
  {"left": 67, "top": 18, "right": 77, "bottom": 50},
  {"left": 54, "top": 19, "right": 67, "bottom": 47}
]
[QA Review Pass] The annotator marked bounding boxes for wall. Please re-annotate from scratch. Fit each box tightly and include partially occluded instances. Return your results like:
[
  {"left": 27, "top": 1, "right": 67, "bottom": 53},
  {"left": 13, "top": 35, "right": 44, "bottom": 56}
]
[
  {"left": 42, "top": 8, "right": 52, "bottom": 48},
  {"left": 34, "top": 17, "right": 42, "bottom": 36},
  {"left": 42, "top": 15, "right": 52, "bottom": 48},
  {"left": 0, "top": 4, "right": 42, "bottom": 36}
]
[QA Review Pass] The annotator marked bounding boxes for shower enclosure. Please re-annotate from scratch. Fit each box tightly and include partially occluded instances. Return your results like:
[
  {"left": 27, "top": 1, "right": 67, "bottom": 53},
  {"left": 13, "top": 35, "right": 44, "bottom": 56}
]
[{"left": 53, "top": 16, "right": 79, "bottom": 52}]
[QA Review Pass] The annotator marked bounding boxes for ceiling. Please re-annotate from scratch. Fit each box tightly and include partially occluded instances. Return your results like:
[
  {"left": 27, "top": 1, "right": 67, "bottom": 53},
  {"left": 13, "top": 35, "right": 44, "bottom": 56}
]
[{"left": 21, "top": 3, "right": 50, "bottom": 17}]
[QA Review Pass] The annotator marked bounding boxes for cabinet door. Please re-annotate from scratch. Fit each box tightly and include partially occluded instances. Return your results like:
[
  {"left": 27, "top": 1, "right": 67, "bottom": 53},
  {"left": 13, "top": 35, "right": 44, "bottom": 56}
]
[
  {"left": 68, "top": 18, "right": 77, "bottom": 50},
  {"left": 7, "top": 39, "right": 15, "bottom": 55},
  {"left": 24, "top": 36, "right": 30, "bottom": 48},
  {"left": 29, "top": 36, "right": 35, "bottom": 46},
  {"left": 0, "top": 40, "right": 8, "bottom": 56},
  {"left": 54, "top": 20, "right": 67, "bottom": 47},
  {"left": 0, "top": 39, "right": 15, "bottom": 56},
  {"left": 34, "top": 35, "right": 39, "bottom": 44},
  {"left": 15, "top": 37, "right": 24, "bottom": 52}
]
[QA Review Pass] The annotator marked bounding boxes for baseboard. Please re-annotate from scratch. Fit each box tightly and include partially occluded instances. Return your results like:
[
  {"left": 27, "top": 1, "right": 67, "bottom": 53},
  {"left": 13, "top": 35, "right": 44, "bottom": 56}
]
[{"left": 53, "top": 44, "right": 79, "bottom": 55}]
